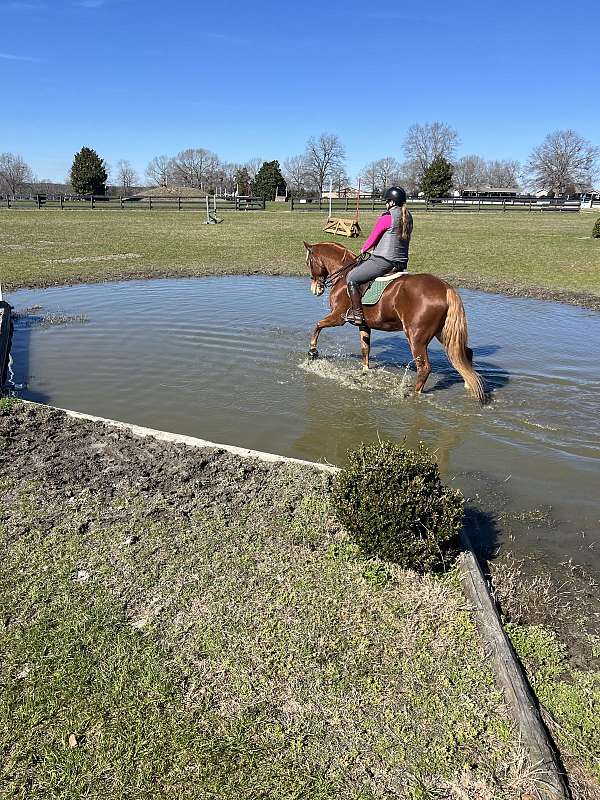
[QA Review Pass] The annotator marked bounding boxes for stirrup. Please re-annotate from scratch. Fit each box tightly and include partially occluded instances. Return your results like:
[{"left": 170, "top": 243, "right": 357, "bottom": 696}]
[{"left": 345, "top": 308, "right": 364, "bottom": 326}]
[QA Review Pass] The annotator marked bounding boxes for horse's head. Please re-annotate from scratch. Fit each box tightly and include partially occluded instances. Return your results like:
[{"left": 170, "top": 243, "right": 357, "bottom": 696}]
[{"left": 303, "top": 242, "right": 327, "bottom": 296}]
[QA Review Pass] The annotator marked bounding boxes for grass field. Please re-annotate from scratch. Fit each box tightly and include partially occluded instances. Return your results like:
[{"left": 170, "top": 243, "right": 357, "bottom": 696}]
[
  {"left": 0, "top": 402, "right": 537, "bottom": 800},
  {"left": 1, "top": 209, "right": 599, "bottom": 302}
]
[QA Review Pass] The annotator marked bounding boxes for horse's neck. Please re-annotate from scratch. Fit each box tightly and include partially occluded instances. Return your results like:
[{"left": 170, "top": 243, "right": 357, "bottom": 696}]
[{"left": 323, "top": 245, "right": 353, "bottom": 273}]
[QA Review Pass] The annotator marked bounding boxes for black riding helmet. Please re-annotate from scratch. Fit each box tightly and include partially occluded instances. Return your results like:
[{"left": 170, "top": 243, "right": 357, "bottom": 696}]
[{"left": 383, "top": 186, "right": 407, "bottom": 206}]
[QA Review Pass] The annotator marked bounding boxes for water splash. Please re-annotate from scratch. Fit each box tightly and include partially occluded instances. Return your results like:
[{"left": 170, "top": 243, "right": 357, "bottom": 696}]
[{"left": 300, "top": 354, "right": 415, "bottom": 399}]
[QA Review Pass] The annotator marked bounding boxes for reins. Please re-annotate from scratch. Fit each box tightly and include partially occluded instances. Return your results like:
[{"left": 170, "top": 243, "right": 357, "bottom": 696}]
[{"left": 313, "top": 249, "right": 367, "bottom": 290}]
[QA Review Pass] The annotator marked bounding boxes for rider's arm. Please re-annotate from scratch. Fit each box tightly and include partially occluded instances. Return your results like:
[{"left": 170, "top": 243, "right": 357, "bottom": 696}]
[{"left": 360, "top": 213, "right": 391, "bottom": 253}]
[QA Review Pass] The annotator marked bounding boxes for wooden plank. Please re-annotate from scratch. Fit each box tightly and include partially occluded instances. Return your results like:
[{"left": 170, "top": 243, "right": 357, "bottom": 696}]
[
  {"left": 459, "top": 531, "right": 570, "bottom": 800},
  {"left": 0, "top": 301, "right": 13, "bottom": 390}
]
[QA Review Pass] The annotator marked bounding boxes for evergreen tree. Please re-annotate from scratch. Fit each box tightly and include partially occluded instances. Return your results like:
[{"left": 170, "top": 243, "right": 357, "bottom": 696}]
[
  {"left": 420, "top": 157, "right": 454, "bottom": 198},
  {"left": 235, "top": 166, "right": 251, "bottom": 195},
  {"left": 253, "top": 160, "right": 286, "bottom": 200},
  {"left": 70, "top": 147, "right": 108, "bottom": 195}
]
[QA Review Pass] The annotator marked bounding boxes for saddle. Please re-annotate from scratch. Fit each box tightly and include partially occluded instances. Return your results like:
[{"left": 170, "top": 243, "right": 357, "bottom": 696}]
[{"left": 352, "top": 272, "right": 408, "bottom": 306}]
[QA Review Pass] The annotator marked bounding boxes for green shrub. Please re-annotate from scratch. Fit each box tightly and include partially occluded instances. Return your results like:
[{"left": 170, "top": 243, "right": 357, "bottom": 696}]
[
  {"left": 0, "top": 396, "right": 18, "bottom": 413},
  {"left": 331, "top": 441, "right": 464, "bottom": 570},
  {"left": 593, "top": 217, "right": 600, "bottom": 238}
]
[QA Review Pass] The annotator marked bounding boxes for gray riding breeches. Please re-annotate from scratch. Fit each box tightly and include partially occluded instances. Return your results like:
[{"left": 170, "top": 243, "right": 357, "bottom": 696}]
[{"left": 347, "top": 254, "right": 407, "bottom": 285}]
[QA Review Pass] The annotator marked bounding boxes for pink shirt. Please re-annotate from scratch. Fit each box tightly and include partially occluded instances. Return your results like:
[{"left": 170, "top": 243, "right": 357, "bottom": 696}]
[{"left": 361, "top": 213, "right": 391, "bottom": 253}]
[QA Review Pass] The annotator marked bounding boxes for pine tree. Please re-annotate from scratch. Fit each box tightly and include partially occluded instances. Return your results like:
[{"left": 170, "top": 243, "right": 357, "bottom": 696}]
[
  {"left": 70, "top": 147, "right": 108, "bottom": 195},
  {"left": 420, "top": 157, "right": 454, "bottom": 198},
  {"left": 235, "top": 167, "right": 251, "bottom": 195},
  {"left": 253, "top": 160, "right": 286, "bottom": 200}
]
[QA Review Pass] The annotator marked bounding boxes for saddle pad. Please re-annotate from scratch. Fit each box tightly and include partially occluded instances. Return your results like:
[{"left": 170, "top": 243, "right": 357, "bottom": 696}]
[{"left": 361, "top": 272, "right": 408, "bottom": 305}]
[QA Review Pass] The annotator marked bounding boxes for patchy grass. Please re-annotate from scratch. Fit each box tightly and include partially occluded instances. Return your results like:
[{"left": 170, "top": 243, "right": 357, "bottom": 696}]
[
  {"left": 1, "top": 209, "right": 599, "bottom": 302},
  {"left": 0, "top": 404, "right": 536, "bottom": 799},
  {"left": 506, "top": 624, "right": 600, "bottom": 782}
]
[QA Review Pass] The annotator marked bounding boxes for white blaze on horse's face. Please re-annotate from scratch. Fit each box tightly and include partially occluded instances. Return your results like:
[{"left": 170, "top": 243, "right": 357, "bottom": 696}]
[{"left": 307, "top": 249, "right": 325, "bottom": 296}]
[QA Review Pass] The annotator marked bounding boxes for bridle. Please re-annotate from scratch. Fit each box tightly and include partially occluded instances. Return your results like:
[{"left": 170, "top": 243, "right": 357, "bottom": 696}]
[{"left": 309, "top": 249, "right": 364, "bottom": 291}]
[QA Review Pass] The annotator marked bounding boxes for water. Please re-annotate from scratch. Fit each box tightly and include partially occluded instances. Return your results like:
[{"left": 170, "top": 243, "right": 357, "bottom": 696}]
[{"left": 6, "top": 276, "right": 600, "bottom": 576}]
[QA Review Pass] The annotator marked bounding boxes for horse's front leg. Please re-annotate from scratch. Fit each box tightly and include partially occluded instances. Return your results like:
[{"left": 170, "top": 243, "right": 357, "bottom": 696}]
[
  {"left": 308, "top": 312, "right": 345, "bottom": 359},
  {"left": 359, "top": 325, "right": 371, "bottom": 371}
]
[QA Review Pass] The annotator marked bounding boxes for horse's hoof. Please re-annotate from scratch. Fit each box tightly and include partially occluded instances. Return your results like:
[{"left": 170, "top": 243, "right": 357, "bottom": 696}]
[{"left": 308, "top": 348, "right": 319, "bottom": 360}]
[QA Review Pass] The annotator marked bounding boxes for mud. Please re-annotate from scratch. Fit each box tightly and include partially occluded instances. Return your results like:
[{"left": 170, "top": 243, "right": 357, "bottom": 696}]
[{"left": 0, "top": 403, "right": 330, "bottom": 534}]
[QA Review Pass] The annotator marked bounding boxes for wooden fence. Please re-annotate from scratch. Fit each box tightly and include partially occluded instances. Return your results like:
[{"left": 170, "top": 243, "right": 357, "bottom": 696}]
[
  {"left": 1, "top": 194, "right": 597, "bottom": 214},
  {"left": 0, "top": 195, "right": 266, "bottom": 212},
  {"left": 291, "top": 197, "right": 595, "bottom": 213}
]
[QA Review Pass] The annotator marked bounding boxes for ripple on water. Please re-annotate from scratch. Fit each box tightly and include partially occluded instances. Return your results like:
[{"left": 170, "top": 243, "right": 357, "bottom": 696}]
[{"left": 5, "top": 276, "right": 600, "bottom": 574}]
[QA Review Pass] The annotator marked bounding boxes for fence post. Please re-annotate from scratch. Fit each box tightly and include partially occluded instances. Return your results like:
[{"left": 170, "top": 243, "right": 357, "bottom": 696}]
[
  {"left": 60, "top": 195, "right": 64, "bottom": 210},
  {"left": 7, "top": 196, "right": 10, "bottom": 209},
  {"left": 503, "top": 200, "right": 506, "bottom": 213},
  {"left": 262, "top": 198, "right": 266, "bottom": 210},
  {"left": 529, "top": 200, "right": 532, "bottom": 212},
  {"left": 345, "top": 196, "right": 348, "bottom": 212},
  {"left": 91, "top": 195, "right": 95, "bottom": 210},
  {"left": 478, "top": 199, "right": 481, "bottom": 213},
  {"left": 178, "top": 196, "right": 181, "bottom": 211},
  {"left": 37, "top": 194, "right": 41, "bottom": 210},
  {"left": 452, "top": 198, "right": 456, "bottom": 211},
  {"left": 290, "top": 197, "right": 294, "bottom": 212}
]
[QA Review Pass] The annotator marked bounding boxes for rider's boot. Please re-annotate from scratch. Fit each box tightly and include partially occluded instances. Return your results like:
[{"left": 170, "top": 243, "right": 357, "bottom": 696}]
[{"left": 345, "top": 281, "right": 364, "bottom": 326}]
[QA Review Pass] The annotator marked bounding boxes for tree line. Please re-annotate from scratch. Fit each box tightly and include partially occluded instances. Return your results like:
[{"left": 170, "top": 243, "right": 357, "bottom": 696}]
[{"left": 1, "top": 123, "right": 598, "bottom": 199}]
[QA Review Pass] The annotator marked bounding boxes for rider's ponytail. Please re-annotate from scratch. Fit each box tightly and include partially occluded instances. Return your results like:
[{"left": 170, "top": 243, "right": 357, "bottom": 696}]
[{"left": 399, "top": 203, "right": 413, "bottom": 241}]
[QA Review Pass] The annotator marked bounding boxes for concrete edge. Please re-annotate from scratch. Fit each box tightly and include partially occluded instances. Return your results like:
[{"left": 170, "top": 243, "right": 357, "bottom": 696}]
[{"left": 22, "top": 400, "right": 338, "bottom": 473}]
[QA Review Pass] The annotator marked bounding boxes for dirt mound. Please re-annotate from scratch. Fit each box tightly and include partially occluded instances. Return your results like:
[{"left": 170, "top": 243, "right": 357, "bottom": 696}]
[{"left": 0, "top": 403, "right": 327, "bottom": 523}]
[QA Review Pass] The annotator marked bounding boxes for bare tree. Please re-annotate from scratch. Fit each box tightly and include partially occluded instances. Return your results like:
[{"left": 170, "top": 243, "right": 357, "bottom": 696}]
[
  {"left": 145, "top": 155, "right": 172, "bottom": 187},
  {"left": 403, "top": 122, "right": 460, "bottom": 184},
  {"left": 116, "top": 160, "right": 139, "bottom": 192},
  {"left": 171, "top": 148, "right": 220, "bottom": 190},
  {"left": 453, "top": 155, "right": 487, "bottom": 192},
  {"left": 0, "top": 152, "right": 33, "bottom": 196},
  {"left": 375, "top": 156, "right": 402, "bottom": 190},
  {"left": 359, "top": 161, "right": 379, "bottom": 196},
  {"left": 303, "top": 133, "right": 346, "bottom": 198},
  {"left": 245, "top": 157, "right": 263, "bottom": 181},
  {"left": 485, "top": 159, "right": 522, "bottom": 190},
  {"left": 283, "top": 154, "right": 309, "bottom": 196},
  {"left": 220, "top": 162, "right": 239, "bottom": 195},
  {"left": 397, "top": 160, "right": 421, "bottom": 195},
  {"left": 331, "top": 167, "right": 351, "bottom": 197},
  {"left": 527, "top": 130, "right": 599, "bottom": 195}
]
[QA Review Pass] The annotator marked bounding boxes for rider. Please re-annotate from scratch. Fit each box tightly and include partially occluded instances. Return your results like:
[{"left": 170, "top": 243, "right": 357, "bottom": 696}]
[{"left": 345, "top": 186, "right": 413, "bottom": 325}]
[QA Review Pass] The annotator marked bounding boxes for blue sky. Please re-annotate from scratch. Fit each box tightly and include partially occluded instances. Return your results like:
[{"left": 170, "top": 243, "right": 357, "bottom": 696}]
[{"left": 1, "top": 0, "right": 598, "bottom": 183}]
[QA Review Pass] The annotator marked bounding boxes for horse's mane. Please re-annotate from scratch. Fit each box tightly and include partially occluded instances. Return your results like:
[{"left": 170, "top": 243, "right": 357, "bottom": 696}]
[{"left": 315, "top": 241, "right": 356, "bottom": 276}]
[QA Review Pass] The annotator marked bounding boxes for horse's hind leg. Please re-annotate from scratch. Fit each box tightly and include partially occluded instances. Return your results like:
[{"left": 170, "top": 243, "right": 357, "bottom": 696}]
[{"left": 408, "top": 332, "right": 432, "bottom": 394}]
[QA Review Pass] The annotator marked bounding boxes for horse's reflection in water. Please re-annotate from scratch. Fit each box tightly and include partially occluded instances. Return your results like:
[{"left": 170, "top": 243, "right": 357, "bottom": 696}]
[{"left": 304, "top": 241, "right": 486, "bottom": 404}]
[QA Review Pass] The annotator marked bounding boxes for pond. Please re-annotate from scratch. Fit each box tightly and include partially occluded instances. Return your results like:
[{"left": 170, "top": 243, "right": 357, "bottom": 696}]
[{"left": 6, "top": 276, "right": 600, "bottom": 577}]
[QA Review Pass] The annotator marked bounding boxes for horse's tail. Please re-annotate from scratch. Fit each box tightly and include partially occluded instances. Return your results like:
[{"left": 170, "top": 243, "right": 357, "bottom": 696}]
[{"left": 441, "top": 287, "right": 486, "bottom": 404}]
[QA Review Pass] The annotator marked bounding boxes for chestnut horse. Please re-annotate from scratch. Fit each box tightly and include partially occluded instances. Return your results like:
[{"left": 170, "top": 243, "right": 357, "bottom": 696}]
[{"left": 304, "top": 241, "right": 485, "bottom": 403}]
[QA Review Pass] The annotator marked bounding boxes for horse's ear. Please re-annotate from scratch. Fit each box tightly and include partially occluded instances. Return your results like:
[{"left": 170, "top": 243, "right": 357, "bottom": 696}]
[{"left": 303, "top": 241, "right": 312, "bottom": 251}]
